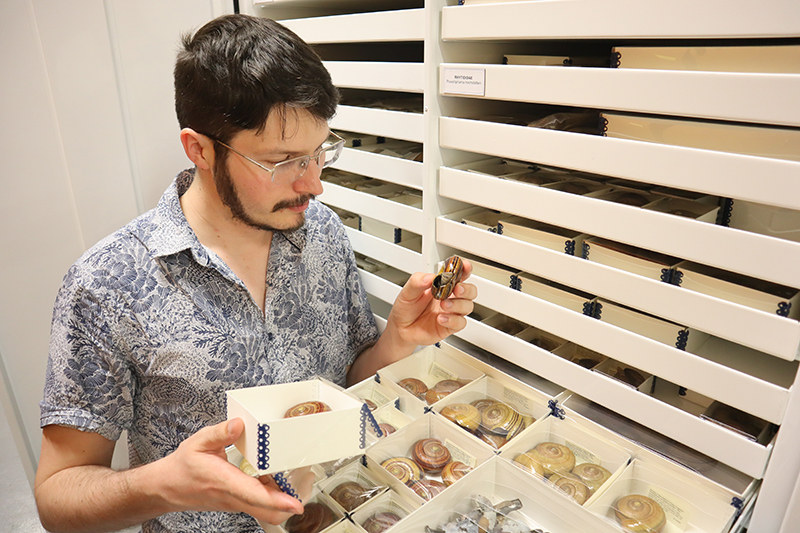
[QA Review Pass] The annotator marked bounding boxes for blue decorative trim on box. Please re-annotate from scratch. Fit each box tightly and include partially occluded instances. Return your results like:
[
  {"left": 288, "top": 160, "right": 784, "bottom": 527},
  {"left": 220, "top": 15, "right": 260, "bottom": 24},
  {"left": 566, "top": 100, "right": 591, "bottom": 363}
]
[
  {"left": 394, "top": 398, "right": 400, "bottom": 410},
  {"left": 435, "top": 342, "right": 441, "bottom": 348},
  {"left": 257, "top": 423, "right": 270, "bottom": 470},
  {"left": 510, "top": 274, "right": 522, "bottom": 291},
  {"left": 273, "top": 472, "right": 300, "bottom": 501},
  {"left": 581, "top": 241, "right": 590, "bottom": 259},
  {"left": 360, "top": 403, "right": 381, "bottom": 448},
  {"left": 352, "top": 139, "right": 362, "bottom": 147},
  {"left": 361, "top": 455, "right": 368, "bottom": 467},
  {"left": 548, "top": 399, "right": 566, "bottom": 420},
  {"left": 660, "top": 268, "right": 673, "bottom": 284},
  {"left": 678, "top": 386, "right": 687, "bottom": 396},
  {"left": 459, "top": 0, "right": 465, "bottom": 4},
  {"left": 358, "top": 216, "right": 362, "bottom": 232},
  {"left": 496, "top": 222, "right": 504, "bottom": 235},
  {"left": 671, "top": 269, "right": 684, "bottom": 286},
  {"left": 423, "top": 406, "right": 433, "bottom": 414},
  {"left": 565, "top": 240, "right": 575, "bottom": 255},
  {"left": 676, "top": 329, "right": 689, "bottom": 351},
  {"left": 377, "top": 136, "right": 386, "bottom": 144},
  {"left": 582, "top": 301, "right": 595, "bottom": 317},
  {"left": 599, "top": 116, "right": 609, "bottom": 136},
  {"left": 611, "top": 51, "right": 622, "bottom": 68},
  {"left": 460, "top": 220, "right": 467, "bottom": 225},
  {"left": 374, "top": 373, "right": 381, "bottom": 384},
  {"left": 731, "top": 496, "right": 744, "bottom": 510},
  {"left": 394, "top": 227, "right": 402, "bottom": 244},
  {"left": 778, "top": 301, "right": 791, "bottom": 317},
  {"left": 717, "top": 198, "right": 734, "bottom": 227}
]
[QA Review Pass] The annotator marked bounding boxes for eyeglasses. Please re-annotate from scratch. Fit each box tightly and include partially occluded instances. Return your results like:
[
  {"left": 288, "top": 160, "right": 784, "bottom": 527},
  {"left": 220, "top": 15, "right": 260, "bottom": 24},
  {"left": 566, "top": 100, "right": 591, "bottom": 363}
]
[{"left": 210, "top": 131, "right": 344, "bottom": 185}]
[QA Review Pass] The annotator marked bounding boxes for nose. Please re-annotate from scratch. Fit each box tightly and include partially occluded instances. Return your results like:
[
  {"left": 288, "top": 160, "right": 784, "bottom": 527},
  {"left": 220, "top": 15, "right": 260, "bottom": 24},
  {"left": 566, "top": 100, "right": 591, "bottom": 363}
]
[{"left": 293, "top": 160, "right": 324, "bottom": 197}]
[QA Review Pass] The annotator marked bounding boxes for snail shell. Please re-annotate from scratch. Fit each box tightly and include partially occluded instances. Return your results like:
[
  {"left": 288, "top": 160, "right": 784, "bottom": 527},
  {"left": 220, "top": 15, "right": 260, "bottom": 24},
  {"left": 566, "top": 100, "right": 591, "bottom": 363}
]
[
  {"left": 362, "top": 512, "right": 401, "bottom": 533},
  {"left": 549, "top": 472, "right": 590, "bottom": 505},
  {"left": 377, "top": 423, "right": 396, "bottom": 438},
  {"left": 409, "top": 479, "right": 447, "bottom": 501},
  {"left": 441, "top": 461, "right": 472, "bottom": 486},
  {"left": 470, "top": 398, "right": 496, "bottom": 413},
  {"left": 380, "top": 457, "right": 423, "bottom": 485},
  {"left": 363, "top": 399, "right": 378, "bottom": 411},
  {"left": 432, "top": 255, "right": 464, "bottom": 300},
  {"left": 480, "top": 401, "right": 524, "bottom": 438},
  {"left": 329, "top": 481, "right": 371, "bottom": 512},
  {"left": 412, "top": 438, "right": 451, "bottom": 473},
  {"left": 527, "top": 442, "right": 576, "bottom": 476},
  {"left": 572, "top": 462, "right": 612, "bottom": 493},
  {"left": 425, "top": 379, "right": 463, "bottom": 405},
  {"left": 239, "top": 457, "right": 258, "bottom": 477},
  {"left": 398, "top": 378, "right": 428, "bottom": 400},
  {"left": 440, "top": 403, "right": 481, "bottom": 432},
  {"left": 284, "top": 401, "right": 332, "bottom": 418},
  {"left": 513, "top": 452, "right": 545, "bottom": 478},
  {"left": 477, "top": 429, "right": 507, "bottom": 450},
  {"left": 284, "top": 502, "right": 336, "bottom": 533},
  {"left": 614, "top": 494, "right": 667, "bottom": 533}
]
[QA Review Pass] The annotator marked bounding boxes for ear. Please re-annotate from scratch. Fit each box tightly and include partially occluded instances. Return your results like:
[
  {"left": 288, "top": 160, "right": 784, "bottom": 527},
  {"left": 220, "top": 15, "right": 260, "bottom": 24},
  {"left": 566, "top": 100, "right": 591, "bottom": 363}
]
[{"left": 180, "top": 128, "right": 215, "bottom": 171}]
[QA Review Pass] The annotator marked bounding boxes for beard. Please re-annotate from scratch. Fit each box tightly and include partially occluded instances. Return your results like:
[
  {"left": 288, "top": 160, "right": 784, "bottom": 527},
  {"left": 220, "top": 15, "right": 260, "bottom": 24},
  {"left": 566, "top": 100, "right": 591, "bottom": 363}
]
[{"left": 213, "top": 152, "right": 313, "bottom": 233}]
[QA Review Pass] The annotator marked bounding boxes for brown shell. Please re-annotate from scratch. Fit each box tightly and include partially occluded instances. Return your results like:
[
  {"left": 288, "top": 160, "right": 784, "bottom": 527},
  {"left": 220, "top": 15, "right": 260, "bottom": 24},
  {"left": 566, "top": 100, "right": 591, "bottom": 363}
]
[
  {"left": 549, "top": 472, "right": 590, "bottom": 505},
  {"left": 425, "top": 379, "right": 463, "bottom": 405},
  {"left": 377, "top": 423, "right": 396, "bottom": 438},
  {"left": 480, "top": 401, "right": 524, "bottom": 437},
  {"left": 527, "top": 442, "right": 576, "bottom": 476},
  {"left": 470, "top": 398, "right": 496, "bottom": 413},
  {"left": 614, "top": 494, "right": 667, "bottom": 533},
  {"left": 441, "top": 461, "right": 473, "bottom": 486},
  {"left": 409, "top": 479, "right": 447, "bottom": 501},
  {"left": 363, "top": 399, "right": 378, "bottom": 411},
  {"left": 572, "top": 463, "right": 612, "bottom": 493},
  {"left": 284, "top": 401, "right": 332, "bottom": 418},
  {"left": 440, "top": 403, "right": 481, "bottom": 432},
  {"left": 329, "top": 481, "right": 371, "bottom": 512},
  {"left": 398, "top": 377, "right": 428, "bottom": 399},
  {"left": 432, "top": 255, "right": 464, "bottom": 300},
  {"left": 411, "top": 438, "right": 451, "bottom": 473},
  {"left": 284, "top": 502, "right": 336, "bottom": 533},
  {"left": 362, "top": 512, "right": 402, "bottom": 533},
  {"left": 476, "top": 429, "right": 507, "bottom": 450},
  {"left": 380, "top": 457, "right": 423, "bottom": 485},
  {"left": 513, "top": 452, "right": 545, "bottom": 478}
]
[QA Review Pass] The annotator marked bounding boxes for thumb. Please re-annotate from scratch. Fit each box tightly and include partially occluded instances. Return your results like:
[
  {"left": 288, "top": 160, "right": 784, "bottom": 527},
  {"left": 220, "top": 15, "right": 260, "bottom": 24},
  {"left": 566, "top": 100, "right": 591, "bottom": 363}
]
[
  {"left": 397, "top": 272, "right": 434, "bottom": 304},
  {"left": 197, "top": 418, "right": 243, "bottom": 452}
]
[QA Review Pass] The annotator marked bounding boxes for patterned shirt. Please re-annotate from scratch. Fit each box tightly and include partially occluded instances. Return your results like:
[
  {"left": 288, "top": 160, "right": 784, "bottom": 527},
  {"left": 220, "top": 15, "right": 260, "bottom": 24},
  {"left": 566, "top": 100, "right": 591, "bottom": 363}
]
[{"left": 41, "top": 169, "right": 379, "bottom": 532}]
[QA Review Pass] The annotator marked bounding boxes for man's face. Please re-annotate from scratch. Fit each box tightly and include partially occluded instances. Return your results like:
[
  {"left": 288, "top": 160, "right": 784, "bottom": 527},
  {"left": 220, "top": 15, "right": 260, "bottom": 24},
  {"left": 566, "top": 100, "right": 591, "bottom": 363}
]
[{"left": 213, "top": 108, "right": 328, "bottom": 232}]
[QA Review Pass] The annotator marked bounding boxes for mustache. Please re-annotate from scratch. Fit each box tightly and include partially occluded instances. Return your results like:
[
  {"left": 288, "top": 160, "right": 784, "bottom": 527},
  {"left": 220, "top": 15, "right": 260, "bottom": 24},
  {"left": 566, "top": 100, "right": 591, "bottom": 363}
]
[{"left": 272, "top": 194, "right": 315, "bottom": 212}]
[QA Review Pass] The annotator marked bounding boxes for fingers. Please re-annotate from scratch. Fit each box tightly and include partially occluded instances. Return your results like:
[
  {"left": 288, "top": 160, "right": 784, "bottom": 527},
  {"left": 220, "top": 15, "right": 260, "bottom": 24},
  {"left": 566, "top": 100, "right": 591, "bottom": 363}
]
[{"left": 193, "top": 418, "right": 243, "bottom": 454}]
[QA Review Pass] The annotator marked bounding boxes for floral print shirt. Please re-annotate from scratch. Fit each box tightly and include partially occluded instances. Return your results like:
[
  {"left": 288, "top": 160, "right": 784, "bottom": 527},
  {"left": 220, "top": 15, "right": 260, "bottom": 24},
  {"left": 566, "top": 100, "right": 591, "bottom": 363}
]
[{"left": 40, "top": 169, "right": 379, "bottom": 532}]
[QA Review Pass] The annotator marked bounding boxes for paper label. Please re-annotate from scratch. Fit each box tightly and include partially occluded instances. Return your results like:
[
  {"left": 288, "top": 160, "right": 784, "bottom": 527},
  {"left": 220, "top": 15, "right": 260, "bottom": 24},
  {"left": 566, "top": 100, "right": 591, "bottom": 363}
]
[
  {"left": 369, "top": 388, "right": 392, "bottom": 407},
  {"left": 429, "top": 362, "right": 458, "bottom": 381},
  {"left": 564, "top": 439, "right": 599, "bottom": 465},
  {"left": 502, "top": 386, "right": 532, "bottom": 412},
  {"left": 445, "top": 439, "right": 478, "bottom": 468},
  {"left": 442, "top": 68, "right": 486, "bottom": 96},
  {"left": 647, "top": 487, "right": 691, "bottom": 529}
]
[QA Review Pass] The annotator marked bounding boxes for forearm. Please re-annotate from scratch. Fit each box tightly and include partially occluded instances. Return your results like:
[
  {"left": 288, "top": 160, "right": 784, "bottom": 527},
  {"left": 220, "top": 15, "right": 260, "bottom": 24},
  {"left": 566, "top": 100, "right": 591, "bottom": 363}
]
[
  {"left": 36, "top": 461, "right": 170, "bottom": 533},
  {"left": 346, "top": 326, "right": 418, "bottom": 387}
]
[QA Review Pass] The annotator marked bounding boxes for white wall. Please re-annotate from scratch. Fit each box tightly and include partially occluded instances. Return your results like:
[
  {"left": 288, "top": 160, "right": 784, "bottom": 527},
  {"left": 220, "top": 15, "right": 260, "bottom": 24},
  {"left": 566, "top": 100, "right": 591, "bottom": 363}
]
[{"left": 0, "top": 0, "right": 228, "bottom": 486}]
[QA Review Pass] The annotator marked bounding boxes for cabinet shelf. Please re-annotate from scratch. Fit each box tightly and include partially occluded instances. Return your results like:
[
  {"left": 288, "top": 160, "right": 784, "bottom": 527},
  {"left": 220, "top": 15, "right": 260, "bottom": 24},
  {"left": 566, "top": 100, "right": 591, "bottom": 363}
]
[
  {"left": 280, "top": 9, "right": 425, "bottom": 43},
  {"left": 440, "top": 63, "right": 800, "bottom": 127},
  {"left": 331, "top": 105, "right": 424, "bottom": 143},
  {"left": 319, "top": 182, "right": 423, "bottom": 234},
  {"left": 324, "top": 61, "right": 424, "bottom": 92},
  {"left": 358, "top": 268, "right": 403, "bottom": 305},
  {"left": 334, "top": 146, "right": 423, "bottom": 189},
  {"left": 437, "top": 214, "right": 800, "bottom": 361},
  {"left": 442, "top": 0, "right": 800, "bottom": 40},
  {"left": 345, "top": 226, "right": 424, "bottom": 274},
  {"left": 455, "top": 306, "right": 774, "bottom": 479}
]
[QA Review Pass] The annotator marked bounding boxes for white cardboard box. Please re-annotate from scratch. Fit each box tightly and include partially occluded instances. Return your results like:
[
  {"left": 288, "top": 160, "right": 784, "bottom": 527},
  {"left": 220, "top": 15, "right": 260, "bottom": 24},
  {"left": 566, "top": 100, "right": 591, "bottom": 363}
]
[
  {"left": 583, "top": 237, "right": 681, "bottom": 281},
  {"left": 227, "top": 379, "right": 369, "bottom": 475},
  {"left": 517, "top": 272, "right": 594, "bottom": 314},
  {"left": 498, "top": 215, "right": 587, "bottom": 255}
]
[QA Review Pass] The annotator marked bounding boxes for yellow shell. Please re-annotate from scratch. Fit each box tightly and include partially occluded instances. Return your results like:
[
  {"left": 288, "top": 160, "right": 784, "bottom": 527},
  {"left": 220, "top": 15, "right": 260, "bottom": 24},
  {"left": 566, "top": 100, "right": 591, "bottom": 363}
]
[
  {"left": 480, "top": 401, "right": 524, "bottom": 437},
  {"left": 440, "top": 403, "right": 481, "bottom": 432},
  {"left": 572, "top": 462, "right": 612, "bottom": 493},
  {"left": 549, "top": 472, "right": 590, "bottom": 505},
  {"left": 513, "top": 452, "right": 545, "bottom": 478},
  {"left": 614, "top": 494, "right": 667, "bottom": 533},
  {"left": 527, "top": 442, "right": 576, "bottom": 476},
  {"left": 380, "top": 457, "right": 423, "bottom": 486}
]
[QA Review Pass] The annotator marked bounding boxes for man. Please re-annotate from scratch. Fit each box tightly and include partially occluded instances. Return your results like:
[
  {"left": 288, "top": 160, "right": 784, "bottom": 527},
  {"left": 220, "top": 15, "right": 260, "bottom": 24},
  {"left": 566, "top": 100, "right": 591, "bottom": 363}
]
[{"left": 34, "top": 14, "right": 475, "bottom": 533}]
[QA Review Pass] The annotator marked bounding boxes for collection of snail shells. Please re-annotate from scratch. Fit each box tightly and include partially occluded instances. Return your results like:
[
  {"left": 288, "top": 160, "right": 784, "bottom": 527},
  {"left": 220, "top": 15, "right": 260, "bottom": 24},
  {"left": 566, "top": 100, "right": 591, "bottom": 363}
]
[
  {"left": 440, "top": 403, "right": 481, "bottom": 432},
  {"left": 362, "top": 512, "right": 402, "bottom": 533},
  {"left": 377, "top": 423, "right": 396, "bottom": 438},
  {"left": 572, "top": 463, "right": 612, "bottom": 493},
  {"left": 398, "top": 377, "right": 428, "bottom": 400},
  {"left": 477, "top": 430, "right": 507, "bottom": 450},
  {"left": 284, "top": 401, "right": 332, "bottom": 418},
  {"left": 549, "top": 472, "right": 590, "bottom": 505},
  {"left": 409, "top": 479, "right": 447, "bottom": 501},
  {"left": 412, "top": 438, "right": 452, "bottom": 473},
  {"left": 425, "top": 379, "right": 464, "bottom": 405},
  {"left": 527, "top": 442, "right": 576, "bottom": 476},
  {"left": 480, "top": 401, "right": 525, "bottom": 437},
  {"left": 512, "top": 452, "right": 545, "bottom": 478},
  {"left": 614, "top": 494, "right": 667, "bottom": 533},
  {"left": 329, "top": 481, "right": 371, "bottom": 512},
  {"left": 380, "top": 457, "right": 423, "bottom": 486},
  {"left": 284, "top": 502, "right": 336, "bottom": 533},
  {"left": 441, "top": 461, "right": 472, "bottom": 486}
]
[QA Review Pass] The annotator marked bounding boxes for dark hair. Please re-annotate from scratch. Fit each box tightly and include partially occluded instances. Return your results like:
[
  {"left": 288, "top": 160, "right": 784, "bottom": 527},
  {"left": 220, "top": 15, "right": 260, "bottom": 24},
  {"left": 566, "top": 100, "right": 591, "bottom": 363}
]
[{"left": 174, "top": 14, "right": 339, "bottom": 143}]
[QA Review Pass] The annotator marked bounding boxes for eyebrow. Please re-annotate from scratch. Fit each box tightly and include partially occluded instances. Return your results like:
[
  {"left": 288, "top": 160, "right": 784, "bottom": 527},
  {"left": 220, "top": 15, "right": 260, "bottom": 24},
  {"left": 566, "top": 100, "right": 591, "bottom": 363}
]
[{"left": 256, "top": 132, "right": 331, "bottom": 160}]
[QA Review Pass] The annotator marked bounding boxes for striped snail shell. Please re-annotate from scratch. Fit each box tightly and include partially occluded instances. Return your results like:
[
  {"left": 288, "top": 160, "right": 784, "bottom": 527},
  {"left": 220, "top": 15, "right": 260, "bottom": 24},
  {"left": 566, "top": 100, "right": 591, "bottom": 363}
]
[
  {"left": 480, "top": 401, "right": 524, "bottom": 437},
  {"left": 614, "top": 494, "right": 667, "bottom": 533},
  {"left": 411, "top": 438, "right": 451, "bottom": 473},
  {"left": 284, "top": 401, "right": 332, "bottom": 418},
  {"left": 549, "top": 472, "right": 590, "bottom": 505},
  {"left": 284, "top": 502, "right": 336, "bottom": 533},
  {"left": 362, "top": 512, "right": 401, "bottom": 533},
  {"left": 329, "top": 481, "right": 371, "bottom": 512},
  {"left": 440, "top": 403, "right": 481, "bottom": 432},
  {"left": 377, "top": 423, "right": 396, "bottom": 438},
  {"left": 470, "top": 398, "right": 496, "bottom": 413},
  {"left": 363, "top": 399, "right": 378, "bottom": 411},
  {"left": 441, "top": 461, "right": 472, "bottom": 486},
  {"left": 380, "top": 457, "right": 423, "bottom": 485},
  {"left": 477, "top": 429, "right": 507, "bottom": 450},
  {"left": 513, "top": 452, "right": 545, "bottom": 478},
  {"left": 527, "top": 442, "right": 576, "bottom": 476},
  {"left": 432, "top": 255, "right": 464, "bottom": 300},
  {"left": 409, "top": 479, "right": 447, "bottom": 501},
  {"left": 425, "top": 379, "right": 463, "bottom": 405},
  {"left": 398, "top": 378, "right": 428, "bottom": 400},
  {"left": 572, "top": 462, "right": 612, "bottom": 493}
]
